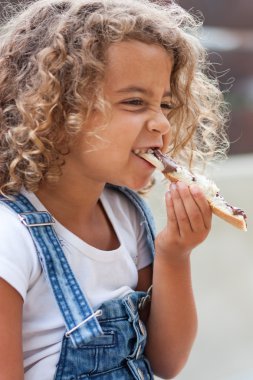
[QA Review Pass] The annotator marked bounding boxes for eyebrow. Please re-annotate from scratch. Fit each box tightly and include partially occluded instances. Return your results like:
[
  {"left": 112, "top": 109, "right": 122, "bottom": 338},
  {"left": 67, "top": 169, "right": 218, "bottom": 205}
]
[{"left": 116, "top": 86, "right": 172, "bottom": 97}]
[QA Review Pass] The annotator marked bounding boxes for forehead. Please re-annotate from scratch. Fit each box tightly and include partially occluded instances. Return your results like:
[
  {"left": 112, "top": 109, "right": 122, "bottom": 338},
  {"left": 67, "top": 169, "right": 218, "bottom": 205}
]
[{"left": 104, "top": 40, "right": 173, "bottom": 95}]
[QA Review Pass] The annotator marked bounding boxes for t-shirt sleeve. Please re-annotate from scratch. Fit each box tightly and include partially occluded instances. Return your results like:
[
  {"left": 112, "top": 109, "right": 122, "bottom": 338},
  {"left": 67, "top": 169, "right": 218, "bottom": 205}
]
[{"left": 0, "top": 205, "right": 39, "bottom": 300}]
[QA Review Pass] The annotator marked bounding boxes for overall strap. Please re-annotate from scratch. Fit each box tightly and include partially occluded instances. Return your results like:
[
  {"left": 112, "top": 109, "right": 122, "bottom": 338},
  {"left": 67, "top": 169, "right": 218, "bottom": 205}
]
[{"left": 0, "top": 194, "right": 103, "bottom": 348}]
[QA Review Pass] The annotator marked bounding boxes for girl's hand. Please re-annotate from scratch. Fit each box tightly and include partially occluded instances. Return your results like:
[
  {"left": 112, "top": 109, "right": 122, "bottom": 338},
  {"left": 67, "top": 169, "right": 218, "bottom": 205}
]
[{"left": 155, "top": 181, "right": 212, "bottom": 263}]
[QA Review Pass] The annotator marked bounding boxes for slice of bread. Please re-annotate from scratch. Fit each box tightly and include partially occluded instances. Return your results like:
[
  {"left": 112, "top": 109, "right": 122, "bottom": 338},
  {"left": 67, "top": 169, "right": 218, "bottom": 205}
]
[{"left": 139, "top": 150, "right": 247, "bottom": 231}]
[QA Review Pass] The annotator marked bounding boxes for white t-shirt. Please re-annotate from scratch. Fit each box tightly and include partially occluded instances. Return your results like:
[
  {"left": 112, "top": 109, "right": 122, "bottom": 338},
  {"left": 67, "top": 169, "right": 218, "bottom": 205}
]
[{"left": 0, "top": 187, "right": 153, "bottom": 380}]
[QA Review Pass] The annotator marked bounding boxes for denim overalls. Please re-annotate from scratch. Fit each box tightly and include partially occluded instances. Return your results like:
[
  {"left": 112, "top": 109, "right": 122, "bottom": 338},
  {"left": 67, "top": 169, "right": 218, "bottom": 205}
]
[{"left": 1, "top": 185, "right": 156, "bottom": 380}]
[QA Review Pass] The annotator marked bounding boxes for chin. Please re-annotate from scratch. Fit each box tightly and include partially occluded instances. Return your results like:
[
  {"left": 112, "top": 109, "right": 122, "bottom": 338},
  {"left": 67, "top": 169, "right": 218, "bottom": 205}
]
[
  {"left": 125, "top": 176, "right": 154, "bottom": 192},
  {"left": 108, "top": 173, "right": 154, "bottom": 192}
]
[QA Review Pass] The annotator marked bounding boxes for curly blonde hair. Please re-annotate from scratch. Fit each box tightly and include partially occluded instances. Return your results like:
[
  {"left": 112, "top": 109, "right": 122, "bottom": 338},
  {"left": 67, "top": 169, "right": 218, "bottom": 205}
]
[{"left": 0, "top": 0, "right": 229, "bottom": 195}]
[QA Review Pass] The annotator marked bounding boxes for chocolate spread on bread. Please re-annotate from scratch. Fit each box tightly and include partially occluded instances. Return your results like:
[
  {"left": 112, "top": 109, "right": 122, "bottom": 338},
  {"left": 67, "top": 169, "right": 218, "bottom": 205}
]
[
  {"left": 153, "top": 149, "right": 178, "bottom": 173},
  {"left": 229, "top": 205, "right": 247, "bottom": 219}
]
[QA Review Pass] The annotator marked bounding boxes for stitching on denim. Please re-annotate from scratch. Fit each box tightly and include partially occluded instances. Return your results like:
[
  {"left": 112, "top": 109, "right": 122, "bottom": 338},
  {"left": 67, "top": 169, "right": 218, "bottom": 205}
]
[{"left": 78, "top": 332, "right": 116, "bottom": 349}]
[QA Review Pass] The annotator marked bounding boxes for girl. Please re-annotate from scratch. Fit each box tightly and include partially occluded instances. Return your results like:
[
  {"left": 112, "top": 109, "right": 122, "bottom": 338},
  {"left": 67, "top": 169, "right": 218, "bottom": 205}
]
[{"left": 0, "top": 0, "right": 228, "bottom": 379}]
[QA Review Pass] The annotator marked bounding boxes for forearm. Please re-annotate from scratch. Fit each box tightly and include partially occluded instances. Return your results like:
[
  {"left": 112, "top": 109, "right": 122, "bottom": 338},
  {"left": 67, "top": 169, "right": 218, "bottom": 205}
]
[{"left": 145, "top": 254, "right": 197, "bottom": 379}]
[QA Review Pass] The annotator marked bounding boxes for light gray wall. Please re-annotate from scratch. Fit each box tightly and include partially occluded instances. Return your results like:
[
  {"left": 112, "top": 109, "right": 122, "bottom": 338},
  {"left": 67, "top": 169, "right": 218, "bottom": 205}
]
[{"left": 149, "top": 154, "right": 253, "bottom": 380}]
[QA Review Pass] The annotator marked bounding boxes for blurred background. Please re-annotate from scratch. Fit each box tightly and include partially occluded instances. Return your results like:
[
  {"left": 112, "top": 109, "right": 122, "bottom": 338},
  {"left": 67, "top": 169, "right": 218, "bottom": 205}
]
[
  {"left": 151, "top": 1, "right": 253, "bottom": 379},
  {"left": 177, "top": 0, "right": 253, "bottom": 156},
  {"left": 151, "top": 155, "right": 253, "bottom": 380},
  {"left": 1, "top": 1, "right": 252, "bottom": 379}
]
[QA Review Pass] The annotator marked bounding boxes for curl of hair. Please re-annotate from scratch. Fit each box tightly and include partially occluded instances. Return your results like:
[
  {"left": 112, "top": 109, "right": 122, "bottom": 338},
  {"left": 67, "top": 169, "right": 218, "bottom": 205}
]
[{"left": 0, "top": 0, "right": 229, "bottom": 195}]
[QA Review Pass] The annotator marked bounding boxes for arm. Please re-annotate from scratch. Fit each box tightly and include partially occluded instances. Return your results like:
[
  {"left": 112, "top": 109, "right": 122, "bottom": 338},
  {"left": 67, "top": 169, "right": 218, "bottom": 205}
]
[
  {"left": 0, "top": 278, "right": 24, "bottom": 380},
  {"left": 144, "top": 181, "right": 212, "bottom": 379}
]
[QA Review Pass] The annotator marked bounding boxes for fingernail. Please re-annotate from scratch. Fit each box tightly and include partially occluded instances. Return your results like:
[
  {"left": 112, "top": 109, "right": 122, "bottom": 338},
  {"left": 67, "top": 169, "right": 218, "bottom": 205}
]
[
  {"left": 177, "top": 181, "right": 187, "bottom": 190},
  {"left": 166, "top": 190, "right": 171, "bottom": 199},
  {"left": 190, "top": 184, "right": 200, "bottom": 194}
]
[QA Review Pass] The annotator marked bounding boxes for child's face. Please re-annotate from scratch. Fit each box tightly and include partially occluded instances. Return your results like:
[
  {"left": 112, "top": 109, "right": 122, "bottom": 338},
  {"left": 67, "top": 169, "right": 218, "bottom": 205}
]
[{"left": 68, "top": 40, "right": 173, "bottom": 190}]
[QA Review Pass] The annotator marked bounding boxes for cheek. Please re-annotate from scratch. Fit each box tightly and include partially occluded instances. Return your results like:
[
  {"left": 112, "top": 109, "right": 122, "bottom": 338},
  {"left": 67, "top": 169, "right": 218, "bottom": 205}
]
[{"left": 161, "top": 129, "right": 171, "bottom": 153}]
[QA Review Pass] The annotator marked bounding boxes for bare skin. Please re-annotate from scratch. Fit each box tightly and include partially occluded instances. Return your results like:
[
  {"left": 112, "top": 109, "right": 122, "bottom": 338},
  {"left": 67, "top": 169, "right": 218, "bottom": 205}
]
[
  {"left": 0, "top": 279, "right": 24, "bottom": 380},
  {"left": 0, "top": 40, "right": 212, "bottom": 379}
]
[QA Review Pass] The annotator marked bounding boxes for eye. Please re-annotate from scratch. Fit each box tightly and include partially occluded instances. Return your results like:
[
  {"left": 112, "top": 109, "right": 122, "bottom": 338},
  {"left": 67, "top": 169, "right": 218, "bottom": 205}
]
[
  {"left": 161, "top": 102, "right": 174, "bottom": 110},
  {"left": 122, "top": 99, "right": 144, "bottom": 106},
  {"left": 161, "top": 102, "right": 174, "bottom": 117}
]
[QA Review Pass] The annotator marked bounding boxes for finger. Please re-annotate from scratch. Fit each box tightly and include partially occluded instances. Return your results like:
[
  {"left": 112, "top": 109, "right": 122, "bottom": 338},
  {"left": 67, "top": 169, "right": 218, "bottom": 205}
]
[
  {"left": 170, "top": 182, "right": 192, "bottom": 236},
  {"left": 189, "top": 184, "right": 212, "bottom": 229},
  {"left": 165, "top": 191, "right": 179, "bottom": 235},
  {"left": 177, "top": 182, "right": 207, "bottom": 232}
]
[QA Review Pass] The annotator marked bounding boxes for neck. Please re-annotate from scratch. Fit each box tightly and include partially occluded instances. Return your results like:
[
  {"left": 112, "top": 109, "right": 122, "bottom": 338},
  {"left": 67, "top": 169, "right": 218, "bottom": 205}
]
[{"left": 35, "top": 175, "right": 105, "bottom": 223}]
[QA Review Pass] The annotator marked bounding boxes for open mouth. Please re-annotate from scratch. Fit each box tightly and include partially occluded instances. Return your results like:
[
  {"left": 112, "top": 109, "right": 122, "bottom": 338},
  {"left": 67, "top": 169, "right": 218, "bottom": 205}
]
[{"left": 132, "top": 148, "right": 165, "bottom": 170}]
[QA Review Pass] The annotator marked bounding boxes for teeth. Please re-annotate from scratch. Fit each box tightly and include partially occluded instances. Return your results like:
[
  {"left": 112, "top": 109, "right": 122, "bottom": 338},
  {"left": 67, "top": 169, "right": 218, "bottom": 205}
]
[{"left": 133, "top": 149, "right": 153, "bottom": 155}]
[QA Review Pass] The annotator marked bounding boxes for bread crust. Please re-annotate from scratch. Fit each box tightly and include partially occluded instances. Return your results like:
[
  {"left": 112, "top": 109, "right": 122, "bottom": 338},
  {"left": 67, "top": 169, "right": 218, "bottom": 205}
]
[{"left": 211, "top": 204, "right": 247, "bottom": 231}]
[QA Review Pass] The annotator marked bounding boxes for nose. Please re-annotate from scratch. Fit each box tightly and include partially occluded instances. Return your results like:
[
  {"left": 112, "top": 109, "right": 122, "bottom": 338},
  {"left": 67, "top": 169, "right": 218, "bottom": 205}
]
[{"left": 146, "top": 111, "right": 171, "bottom": 136}]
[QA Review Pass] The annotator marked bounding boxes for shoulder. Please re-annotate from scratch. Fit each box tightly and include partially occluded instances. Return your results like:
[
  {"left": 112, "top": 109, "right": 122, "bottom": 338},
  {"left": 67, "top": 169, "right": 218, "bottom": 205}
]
[
  {"left": 0, "top": 202, "right": 40, "bottom": 300},
  {"left": 0, "top": 201, "right": 33, "bottom": 244}
]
